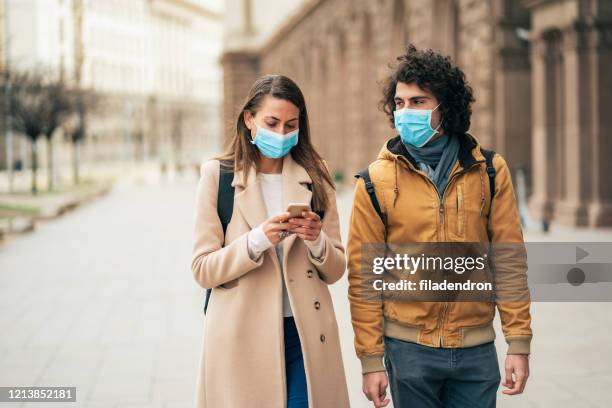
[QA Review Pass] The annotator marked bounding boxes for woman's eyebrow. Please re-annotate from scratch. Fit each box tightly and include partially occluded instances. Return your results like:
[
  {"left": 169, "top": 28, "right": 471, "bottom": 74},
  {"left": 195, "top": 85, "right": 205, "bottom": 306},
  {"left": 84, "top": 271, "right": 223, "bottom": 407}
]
[{"left": 264, "top": 115, "right": 298, "bottom": 122}]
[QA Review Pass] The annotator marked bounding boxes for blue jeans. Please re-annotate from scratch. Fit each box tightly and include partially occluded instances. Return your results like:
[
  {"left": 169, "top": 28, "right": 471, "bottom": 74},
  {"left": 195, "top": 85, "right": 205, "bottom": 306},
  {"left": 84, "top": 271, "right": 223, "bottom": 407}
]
[
  {"left": 384, "top": 336, "right": 501, "bottom": 408},
  {"left": 284, "top": 316, "right": 308, "bottom": 408}
]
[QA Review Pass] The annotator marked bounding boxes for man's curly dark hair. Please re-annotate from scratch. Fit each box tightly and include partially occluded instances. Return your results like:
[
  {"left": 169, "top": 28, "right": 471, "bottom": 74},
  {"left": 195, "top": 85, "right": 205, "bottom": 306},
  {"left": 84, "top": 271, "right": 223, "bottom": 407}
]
[{"left": 379, "top": 44, "right": 475, "bottom": 135}]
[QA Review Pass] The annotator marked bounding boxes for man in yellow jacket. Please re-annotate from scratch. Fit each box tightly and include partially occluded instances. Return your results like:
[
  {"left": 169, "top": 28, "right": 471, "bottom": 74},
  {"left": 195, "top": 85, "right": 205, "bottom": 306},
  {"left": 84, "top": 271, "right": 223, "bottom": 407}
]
[{"left": 347, "top": 44, "right": 532, "bottom": 408}]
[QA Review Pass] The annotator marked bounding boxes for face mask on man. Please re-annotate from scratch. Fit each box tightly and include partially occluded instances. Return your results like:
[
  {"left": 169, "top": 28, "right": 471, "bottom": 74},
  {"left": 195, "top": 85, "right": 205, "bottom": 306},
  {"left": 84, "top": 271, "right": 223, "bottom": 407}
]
[
  {"left": 394, "top": 103, "right": 442, "bottom": 148},
  {"left": 250, "top": 122, "right": 299, "bottom": 159}
]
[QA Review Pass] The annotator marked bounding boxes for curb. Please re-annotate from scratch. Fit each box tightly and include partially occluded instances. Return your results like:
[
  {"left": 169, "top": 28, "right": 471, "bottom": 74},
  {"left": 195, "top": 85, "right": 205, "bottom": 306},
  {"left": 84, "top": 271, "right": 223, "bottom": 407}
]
[{"left": 0, "top": 182, "right": 114, "bottom": 242}]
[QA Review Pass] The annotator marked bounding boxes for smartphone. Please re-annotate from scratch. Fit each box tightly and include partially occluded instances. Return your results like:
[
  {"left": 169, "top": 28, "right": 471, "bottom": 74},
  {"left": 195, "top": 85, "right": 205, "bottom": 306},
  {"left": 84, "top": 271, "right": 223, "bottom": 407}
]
[{"left": 286, "top": 202, "right": 311, "bottom": 219}]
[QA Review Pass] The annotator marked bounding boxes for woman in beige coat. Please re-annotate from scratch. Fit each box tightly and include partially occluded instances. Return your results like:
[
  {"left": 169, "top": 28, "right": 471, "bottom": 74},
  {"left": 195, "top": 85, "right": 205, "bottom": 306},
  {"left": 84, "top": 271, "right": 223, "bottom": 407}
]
[{"left": 191, "top": 74, "right": 350, "bottom": 408}]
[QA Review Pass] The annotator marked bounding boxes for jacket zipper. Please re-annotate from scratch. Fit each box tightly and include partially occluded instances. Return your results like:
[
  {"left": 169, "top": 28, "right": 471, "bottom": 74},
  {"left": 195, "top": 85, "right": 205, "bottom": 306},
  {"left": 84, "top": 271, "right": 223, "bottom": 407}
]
[{"left": 397, "top": 155, "right": 485, "bottom": 347}]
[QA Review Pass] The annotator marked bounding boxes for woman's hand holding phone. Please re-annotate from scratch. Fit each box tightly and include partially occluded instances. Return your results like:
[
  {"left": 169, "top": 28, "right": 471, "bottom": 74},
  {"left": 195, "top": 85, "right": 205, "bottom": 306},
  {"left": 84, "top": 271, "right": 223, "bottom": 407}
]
[
  {"left": 287, "top": 210, "right": 322, "bottom": 241},
  {"left": 262, "top": 212, "right": 293, "bottom": 245}
]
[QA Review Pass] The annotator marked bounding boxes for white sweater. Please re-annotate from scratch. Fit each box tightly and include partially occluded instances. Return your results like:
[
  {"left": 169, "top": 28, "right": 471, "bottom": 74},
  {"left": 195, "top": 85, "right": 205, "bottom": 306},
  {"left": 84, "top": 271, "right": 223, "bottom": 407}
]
[{"left": 246, "top": 172, "right": 325, "bottom": 317}]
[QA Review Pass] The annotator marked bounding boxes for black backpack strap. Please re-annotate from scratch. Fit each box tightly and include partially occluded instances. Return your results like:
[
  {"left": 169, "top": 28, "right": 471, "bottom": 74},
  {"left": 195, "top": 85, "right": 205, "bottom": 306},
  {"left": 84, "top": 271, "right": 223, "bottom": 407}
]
[
  {"left": 217, "top": 162, "right": 235, "bottom": 235},
  {"left": 204, "top": 160, "right": 235, "bottom": 315},
  {"left": 354, "top": 167, "right": 386, "bottom": 227},
  {"left": 480, "top": 148, "right": 496, "bottom": 294},
  {"left": 305, "top": 182, "right": 325, "bottom": 220},
  {"left": 480, "top": 148, "right": 496, "bottom": 204}
]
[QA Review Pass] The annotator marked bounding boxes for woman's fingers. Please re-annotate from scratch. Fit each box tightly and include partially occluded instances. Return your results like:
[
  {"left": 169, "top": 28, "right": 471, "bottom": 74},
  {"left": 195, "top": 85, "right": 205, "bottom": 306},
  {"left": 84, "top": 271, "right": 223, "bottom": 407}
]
[
  {"left": 294, "top": 225, "right": 320, "bottom": 240},
  {"left": 269, "top": 211, "right": 291, "bottom": 223},
  {"left": 264, "top": 211, "right": 323, "bottom": 242},
  {"left": 289, "top": 226, "right": 310, "bottom": 235},
  {"left": 302, "top": 210, "right": 320, "bottom": 221},
  {"left": 263, "top": 214, "right": 294, "bottom": 244},
  {"left": 288, "top": 217, "right": 312, "bottom": 227},
  {"left": 268, "top": 222, "right": 292, "bottom": 232},
  {"left": 288, "top": 217, "right": 321, "bottom": 229},
  {"left": 288, "top": 214, "right": 322, "bottom": 242}
]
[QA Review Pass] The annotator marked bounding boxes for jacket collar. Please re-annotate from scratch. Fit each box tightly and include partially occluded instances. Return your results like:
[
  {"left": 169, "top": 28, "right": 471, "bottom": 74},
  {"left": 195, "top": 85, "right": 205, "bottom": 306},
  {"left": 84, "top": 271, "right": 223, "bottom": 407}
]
[{"left": 381, "top": 131, "right": 484, "bottom": 171}]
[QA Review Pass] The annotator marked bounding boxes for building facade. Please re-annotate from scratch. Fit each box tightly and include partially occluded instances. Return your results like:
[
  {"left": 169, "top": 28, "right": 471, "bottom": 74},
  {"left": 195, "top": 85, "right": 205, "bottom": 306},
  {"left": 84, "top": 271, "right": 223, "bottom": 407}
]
[
  {"left": 221, "top": 0, "right": 612, "bottom": 227},
  {"left": 1, "top": 0, "right": 224, "bottom": 175}
]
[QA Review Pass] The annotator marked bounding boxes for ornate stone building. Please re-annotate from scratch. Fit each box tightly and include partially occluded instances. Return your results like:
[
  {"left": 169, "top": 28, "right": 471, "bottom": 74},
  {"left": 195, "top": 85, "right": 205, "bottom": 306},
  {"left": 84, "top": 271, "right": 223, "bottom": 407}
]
[
  {"left": 524, "top": 0, "right": 612, "bottom": 227},
  {"left": 221, "top": 0, "right": 612, "bottom": 227}
]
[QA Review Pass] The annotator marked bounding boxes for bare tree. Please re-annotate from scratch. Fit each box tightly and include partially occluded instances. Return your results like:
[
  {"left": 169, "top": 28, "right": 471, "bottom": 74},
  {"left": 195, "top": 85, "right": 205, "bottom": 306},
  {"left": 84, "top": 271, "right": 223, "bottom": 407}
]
[
  {"left": 6, "top": 70, "right": 48, "bottom": 194},
  {"left": 5, "top": 68, "right": 100, "bottom": 192},
  {"left": 41, "top": 77, "right": 73, "bottom": 191},
  {"left": 65, "top": 88, "right": 101, "bottom": 185},
  {"left": 6, "top": 69, "right": 81, "bottom": 193}
]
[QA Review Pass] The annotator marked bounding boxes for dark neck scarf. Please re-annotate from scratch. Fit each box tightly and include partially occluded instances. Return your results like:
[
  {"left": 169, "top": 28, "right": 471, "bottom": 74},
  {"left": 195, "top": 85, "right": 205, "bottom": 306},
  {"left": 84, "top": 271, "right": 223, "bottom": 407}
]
[{"left": 402, "top": 133, "right": 460, "bottom": 198}]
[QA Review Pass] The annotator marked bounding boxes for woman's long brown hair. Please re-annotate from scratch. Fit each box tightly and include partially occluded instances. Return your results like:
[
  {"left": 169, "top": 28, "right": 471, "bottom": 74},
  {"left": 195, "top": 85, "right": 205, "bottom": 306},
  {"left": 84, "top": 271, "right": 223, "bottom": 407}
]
[{"left": 213, "top": 74, "right": 334, "bottom": 212}]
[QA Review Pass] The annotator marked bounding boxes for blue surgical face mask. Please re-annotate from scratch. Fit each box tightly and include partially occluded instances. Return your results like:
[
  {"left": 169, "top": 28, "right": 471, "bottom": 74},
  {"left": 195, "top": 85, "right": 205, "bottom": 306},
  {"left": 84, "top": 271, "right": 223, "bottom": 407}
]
[
  {"left": 250, "top": 122, "right": 299, "bottom": 159},
  {"left": 394, "top": 103, "right": 442, "bottom": 148}
]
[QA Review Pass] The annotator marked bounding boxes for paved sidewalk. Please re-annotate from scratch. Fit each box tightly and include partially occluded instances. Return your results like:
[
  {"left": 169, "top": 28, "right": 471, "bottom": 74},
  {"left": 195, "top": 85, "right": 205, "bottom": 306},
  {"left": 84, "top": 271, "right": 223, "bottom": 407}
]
[
  {"left": 0, "top": 170, "right": 610, "bottom": 407},
  {"left": 0, "top": 169, "right": 204, "bottom": 408}
]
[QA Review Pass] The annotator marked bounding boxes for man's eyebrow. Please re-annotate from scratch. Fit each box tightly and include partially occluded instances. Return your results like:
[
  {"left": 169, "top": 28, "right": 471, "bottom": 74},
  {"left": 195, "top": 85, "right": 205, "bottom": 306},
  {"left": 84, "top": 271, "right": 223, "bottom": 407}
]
[{"left": 394, "top": 95, "right": 429, "bottom": 100}]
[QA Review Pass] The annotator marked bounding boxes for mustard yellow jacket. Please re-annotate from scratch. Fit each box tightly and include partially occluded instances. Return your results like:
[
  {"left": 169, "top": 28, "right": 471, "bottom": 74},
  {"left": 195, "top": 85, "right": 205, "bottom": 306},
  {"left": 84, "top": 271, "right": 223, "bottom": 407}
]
[{"left": 347, "top": 133, "right": 533, "bottom": 374}]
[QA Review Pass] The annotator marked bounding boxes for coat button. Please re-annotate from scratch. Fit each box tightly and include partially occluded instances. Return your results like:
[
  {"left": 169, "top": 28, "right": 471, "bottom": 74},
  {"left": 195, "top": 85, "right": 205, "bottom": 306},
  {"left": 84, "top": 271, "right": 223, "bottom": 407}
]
[
  {"left": 307, "top": 269, "right": 313, "bottom": 278},
  {"left": 320, "top": 334, "right": 326, "bottom": 342},
  {"left": 314, "top": 301, "right": 321, "bottom": 310}
]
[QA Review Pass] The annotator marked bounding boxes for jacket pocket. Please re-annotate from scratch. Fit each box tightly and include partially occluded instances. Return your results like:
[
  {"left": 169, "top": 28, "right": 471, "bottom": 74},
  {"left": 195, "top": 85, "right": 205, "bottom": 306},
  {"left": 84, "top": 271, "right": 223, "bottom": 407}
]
[{"left": 456, "top": 182, "right": 465, "bottom": 237}]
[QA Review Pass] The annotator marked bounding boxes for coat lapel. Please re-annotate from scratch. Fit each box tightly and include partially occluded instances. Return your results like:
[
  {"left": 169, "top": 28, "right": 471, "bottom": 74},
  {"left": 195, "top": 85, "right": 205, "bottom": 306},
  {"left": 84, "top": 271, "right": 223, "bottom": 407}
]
[
  {"left": 280, "top": 154, "right": 312, "bottom": 264},
  {"left": 232, "top": 164, "right": 267, "bottom": 231}
]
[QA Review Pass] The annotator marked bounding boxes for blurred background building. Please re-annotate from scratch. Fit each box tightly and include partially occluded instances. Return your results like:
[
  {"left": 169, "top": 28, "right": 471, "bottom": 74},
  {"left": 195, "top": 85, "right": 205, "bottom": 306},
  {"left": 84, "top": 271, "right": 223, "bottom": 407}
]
[
  {"left": 1, "top": 0, "right": 610, "bottom": 228},
  {"left": 221, "top": 0, "right": 612, "bottom": 228},
  {"left": 0, "top": 0, "right": 224, "bottom": 180}
]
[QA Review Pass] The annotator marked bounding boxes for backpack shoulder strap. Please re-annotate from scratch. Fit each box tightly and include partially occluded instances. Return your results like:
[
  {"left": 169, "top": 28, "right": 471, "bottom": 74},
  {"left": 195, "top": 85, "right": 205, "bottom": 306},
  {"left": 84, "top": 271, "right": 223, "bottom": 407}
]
[
  {"left": 204, "top": 160, "right": 235, "bottom": 315},
  {"left": 354, "top": 167, "right": 386, "bottom": 226},
  {"left": 480, "top": 148, "right": 498, "bottom": 263},
  {"left": 217, "top": 160, "right": 235, "bottom": 235},
  {"left": 480, "top": 148, "right": 496, "bottom": 204}
]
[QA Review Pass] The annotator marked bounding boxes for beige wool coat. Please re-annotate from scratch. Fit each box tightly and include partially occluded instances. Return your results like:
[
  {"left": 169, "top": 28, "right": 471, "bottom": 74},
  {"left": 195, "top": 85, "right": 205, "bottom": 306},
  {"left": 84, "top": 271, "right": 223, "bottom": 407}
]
[{"left": 191, "top": 153, "right": 350, "bottom": 408}]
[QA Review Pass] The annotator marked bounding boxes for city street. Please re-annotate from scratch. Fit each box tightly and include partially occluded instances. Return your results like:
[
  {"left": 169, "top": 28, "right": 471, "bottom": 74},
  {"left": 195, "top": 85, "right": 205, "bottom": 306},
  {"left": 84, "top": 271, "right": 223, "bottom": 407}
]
[
  {"left": 2, "top": 0, "right": 610, "bottom": 407},
  {"left": 1, "top": 168, "right": 611, "bottom": 407}
]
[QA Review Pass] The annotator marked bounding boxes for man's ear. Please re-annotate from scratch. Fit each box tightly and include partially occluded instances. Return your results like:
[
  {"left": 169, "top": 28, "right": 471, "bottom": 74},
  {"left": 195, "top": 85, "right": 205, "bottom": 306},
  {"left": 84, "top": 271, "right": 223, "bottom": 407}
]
[{"left": 434, "top": 107, "right": 444, "bottom": 132}]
